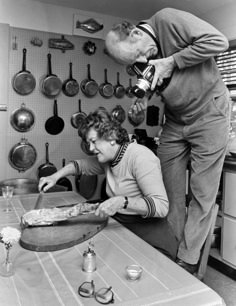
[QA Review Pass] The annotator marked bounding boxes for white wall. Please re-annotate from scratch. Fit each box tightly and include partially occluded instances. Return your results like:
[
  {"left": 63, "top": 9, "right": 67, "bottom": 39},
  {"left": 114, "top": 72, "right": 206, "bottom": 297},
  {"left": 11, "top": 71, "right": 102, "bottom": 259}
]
[
  {"left": 0, "top": 0, "right": 136, "bottom": 37},
  {"left": 201, "top": 2, "right": 236, "bottom": 40},
  {"left": 0, "top": 0, "right": 235, "bottom": 40}
]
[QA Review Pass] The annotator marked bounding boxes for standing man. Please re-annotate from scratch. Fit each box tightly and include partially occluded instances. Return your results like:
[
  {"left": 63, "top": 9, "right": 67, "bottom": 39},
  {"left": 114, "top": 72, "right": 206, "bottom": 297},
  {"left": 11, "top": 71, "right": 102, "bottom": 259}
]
[{"left": 105, "top": 8, "right": 231, "bottom": 274}]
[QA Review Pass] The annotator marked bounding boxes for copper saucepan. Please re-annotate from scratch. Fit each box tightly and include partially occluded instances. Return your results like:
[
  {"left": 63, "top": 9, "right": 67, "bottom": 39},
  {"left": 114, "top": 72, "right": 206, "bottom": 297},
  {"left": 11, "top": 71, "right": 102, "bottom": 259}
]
[
  {"left": 71, "top": 99, "right": 87, "bottom": 131},
  {"left": 10, "top": 103, "right": 35, "bottom": 133},
  {"left": 12, "top": 48, "right": 36, "bottom": 96},
  {"left": 99, "top": 68, "right": 114, "bottom": 99},
  {"left": 80, "top": 64, "right": 98, "bottom": 98},
  {"left": 8, "top": 137, "right": 37, "bottom": 172},
  {"left": 40, "top": 53, "right": 62, "bottom": 99},
  {"left": 62, "top": 62, "right": 79, "bottom": 97},
  {"left": 114, "top": 72, "right": 125, "bottom": 99}
]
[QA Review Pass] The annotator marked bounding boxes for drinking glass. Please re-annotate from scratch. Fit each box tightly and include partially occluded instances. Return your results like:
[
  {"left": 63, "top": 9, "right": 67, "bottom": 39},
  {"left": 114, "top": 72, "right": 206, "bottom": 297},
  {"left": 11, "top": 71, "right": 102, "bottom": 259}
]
[{"left": 1, "top": 186, "right": 14, "bottom": 212}]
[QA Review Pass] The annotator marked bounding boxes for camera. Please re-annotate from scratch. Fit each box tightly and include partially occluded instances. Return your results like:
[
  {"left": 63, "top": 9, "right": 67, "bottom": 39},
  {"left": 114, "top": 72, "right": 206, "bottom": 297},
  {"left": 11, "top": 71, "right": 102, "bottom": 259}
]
[
  {"left": 130, "top": 62, "right": 155, "bottom": 98},
  {"left": 130, "top": 62, "right": 171, "bottom": 98}
]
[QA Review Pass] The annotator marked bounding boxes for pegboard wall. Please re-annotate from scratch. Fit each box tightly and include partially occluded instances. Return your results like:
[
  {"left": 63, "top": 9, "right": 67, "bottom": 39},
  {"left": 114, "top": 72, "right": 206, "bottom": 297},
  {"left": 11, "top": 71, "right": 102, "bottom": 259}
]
[{"left": 6, "top": 26, "right": 163, "bottom": 183}]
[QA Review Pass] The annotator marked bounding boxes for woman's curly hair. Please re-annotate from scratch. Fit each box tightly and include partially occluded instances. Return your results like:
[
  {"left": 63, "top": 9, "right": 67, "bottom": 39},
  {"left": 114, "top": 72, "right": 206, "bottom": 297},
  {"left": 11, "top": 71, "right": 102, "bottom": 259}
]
[{"left": 79, "top": 107, "right": 129, "bottom": 145}]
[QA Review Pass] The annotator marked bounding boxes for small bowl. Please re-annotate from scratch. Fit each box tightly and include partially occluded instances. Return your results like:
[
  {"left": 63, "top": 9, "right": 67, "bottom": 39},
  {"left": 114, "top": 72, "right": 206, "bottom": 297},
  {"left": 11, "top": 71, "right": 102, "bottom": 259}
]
[{"left": 126, "top": 264, "right": 143, "bottom": 281}]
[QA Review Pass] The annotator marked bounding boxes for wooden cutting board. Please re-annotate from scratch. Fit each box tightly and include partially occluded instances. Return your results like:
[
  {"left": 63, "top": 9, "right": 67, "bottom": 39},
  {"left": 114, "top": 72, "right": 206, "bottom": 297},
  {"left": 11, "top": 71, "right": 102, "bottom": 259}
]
[
  {"left": 19, "top": 192, "right": 108, "bottom": 252},
  {"left": 20, "top": 214, "right": 108, "bottom": 252}
]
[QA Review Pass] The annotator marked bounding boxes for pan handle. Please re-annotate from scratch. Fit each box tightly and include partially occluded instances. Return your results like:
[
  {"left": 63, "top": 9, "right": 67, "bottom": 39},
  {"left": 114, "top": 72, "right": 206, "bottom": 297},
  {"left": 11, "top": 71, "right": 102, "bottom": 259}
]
[
  {"left": 53, "top": 100, "right": 59, "bottom": 117},
  {"left": 104, "top": 68, "right": 108, "bottom": 83},
  {"left": 87, "top": 64, "right": 92, "bottom": 80},
  {"left": 69, "top": 62, "right": 73, "bottom": 79},
  {"left": 45, "top": 142, "right": 50, "bottom": 164},
  {"left": 22, "top": 48, "right": 27, "bottom": 72},
  {"left": 47, "top": 53, "right": 52, "bottom": 75},
  {"left": 117, "top": 72, "right": 121, "bottom": 85},
  {"left": 78, "top": 99, "right": 82, "bottom": 112}
]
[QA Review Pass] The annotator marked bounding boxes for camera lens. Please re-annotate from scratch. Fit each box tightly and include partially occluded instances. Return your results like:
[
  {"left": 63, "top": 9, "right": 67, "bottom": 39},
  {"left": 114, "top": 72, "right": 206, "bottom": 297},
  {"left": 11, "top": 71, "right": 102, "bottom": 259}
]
[
  {"left": 131, "top": 78, "right": 151, "bottom": 98},
  {"left": 131, "top": 86, "right": 146, "bottom": 98}
]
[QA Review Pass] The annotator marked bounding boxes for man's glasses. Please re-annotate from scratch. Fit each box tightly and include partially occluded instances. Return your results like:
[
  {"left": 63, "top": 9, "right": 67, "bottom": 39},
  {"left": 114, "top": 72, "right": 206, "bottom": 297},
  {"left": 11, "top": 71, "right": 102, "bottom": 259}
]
[{"left": 78, "top": 280, "right": 114, "bottom": 304}]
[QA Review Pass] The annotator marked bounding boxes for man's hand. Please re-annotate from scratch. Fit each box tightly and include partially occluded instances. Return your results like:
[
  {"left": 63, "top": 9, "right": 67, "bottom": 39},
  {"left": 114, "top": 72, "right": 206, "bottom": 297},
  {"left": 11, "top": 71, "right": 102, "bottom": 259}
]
[{"left": 149, "top": 56, "right": 176, "bottom": 90}]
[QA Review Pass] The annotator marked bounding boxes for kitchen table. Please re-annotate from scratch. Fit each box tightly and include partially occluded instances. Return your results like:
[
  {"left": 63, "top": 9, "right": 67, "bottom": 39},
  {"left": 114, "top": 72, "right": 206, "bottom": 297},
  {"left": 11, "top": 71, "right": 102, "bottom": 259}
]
[{"left": 0, "top": 191, "right": 225, "bottom": 306}]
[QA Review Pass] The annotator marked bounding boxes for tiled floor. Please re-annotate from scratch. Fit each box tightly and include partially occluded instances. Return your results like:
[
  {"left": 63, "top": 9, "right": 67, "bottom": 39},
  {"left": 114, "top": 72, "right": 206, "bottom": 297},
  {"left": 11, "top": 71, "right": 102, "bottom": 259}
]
[{"left": 204, "top": 265, "right": 236, "bottom": 306}]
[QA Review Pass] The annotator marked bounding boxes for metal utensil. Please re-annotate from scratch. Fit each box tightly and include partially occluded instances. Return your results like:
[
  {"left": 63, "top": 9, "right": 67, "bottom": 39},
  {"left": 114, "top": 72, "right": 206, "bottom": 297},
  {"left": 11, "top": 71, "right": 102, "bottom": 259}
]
[{"left": 34, "top": 191, "right": 43, "bottom": 209}]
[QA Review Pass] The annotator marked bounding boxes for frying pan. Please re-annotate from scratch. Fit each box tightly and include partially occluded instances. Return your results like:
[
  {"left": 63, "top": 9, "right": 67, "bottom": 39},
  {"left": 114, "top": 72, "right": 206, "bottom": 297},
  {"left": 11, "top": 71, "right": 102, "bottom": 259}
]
[
  {"left": 45, "top": 100, "right": 65, "bottom": 135},
  {"left": 8, "top": 137, "right": 37, "bottom": 172},
  {"left": 128, "top": 102, "right": 145, "bottom": 127},
  {"left": 62, "top": 62, "right": 79, "bottom": 97},
  {"left": 56, "top": 158, "right": 73, "bottom": 191},
  {"left": 126, "top": 78, "right": 135, "bottom": 98},
  {"left": 41, "top": 53, "right": 62, "bottom": 99},
  {"left": 126, "top": 65, "right": 136, "bottom": 76},
  {"left": 38, "top": 142, "right": 57, "bottom": 179},
  {"left": 114, "top": 72, "right": 125, "bottom": 99},
  {"left": 10, "top": 103, "right": 35, "bottom": 132},
  {"left": 75, "top": 173, "right": 98, "bottom": 199},
  {"left": 71, "top": 99, "right": 87, "bottom": 131},
  {"left": 80, "top": 64, "right": 98, "bottom": 97},
  {"left": 99, "top": 68, "right": 114, "bottom": 98},
  {"left": 12, "top": 48, "right": 36, "bottom": 95},
  {"left": 111, "top": 105, "right": 126, "bottom": 124}
]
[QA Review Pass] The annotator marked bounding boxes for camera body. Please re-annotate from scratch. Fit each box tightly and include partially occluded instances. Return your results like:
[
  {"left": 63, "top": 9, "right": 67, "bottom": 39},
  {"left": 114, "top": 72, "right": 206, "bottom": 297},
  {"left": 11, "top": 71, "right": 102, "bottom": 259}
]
[
  {"left": 130, "top": 62, "right": 171, "bottom": 98},
  {"left": 131, "top": 62, "right": 155, "bottom": 98}
]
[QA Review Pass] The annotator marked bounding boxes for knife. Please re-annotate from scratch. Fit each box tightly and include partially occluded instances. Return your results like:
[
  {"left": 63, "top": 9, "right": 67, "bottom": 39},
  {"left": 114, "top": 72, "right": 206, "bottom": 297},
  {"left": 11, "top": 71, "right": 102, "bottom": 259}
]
[{"left": 34, "top": 191, "right": 44, "bottom": 210}]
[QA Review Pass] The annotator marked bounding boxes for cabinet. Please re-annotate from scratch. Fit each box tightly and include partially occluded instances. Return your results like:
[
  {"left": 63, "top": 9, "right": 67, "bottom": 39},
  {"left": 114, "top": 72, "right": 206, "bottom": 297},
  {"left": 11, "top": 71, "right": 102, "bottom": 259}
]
[{"left": 221, "top": 157, "right": 236, "bottom": 268}]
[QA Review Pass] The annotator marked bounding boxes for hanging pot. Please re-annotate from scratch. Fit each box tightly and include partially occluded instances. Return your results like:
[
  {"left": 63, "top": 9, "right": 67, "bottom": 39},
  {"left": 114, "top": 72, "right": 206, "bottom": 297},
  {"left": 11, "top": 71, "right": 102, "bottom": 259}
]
[
  {"left": 62, "top": 62, "right": 79, "bottom": 97},
  {"left": 99, "top": 68, "right": 114, "bottom": 98},
  {"left": 38, "top": 142, "right": 57, "bottom": 179},
  {"left": 75, "top": 173, "right": 98, "bottom": 199},
  {"left": 81, "top": 139, "right": 94, "bottom": 156},
  {"left": 126, "top": 78, "right": 135, "bottom": 98},
  {"left": 10, "top": 103, "right": 35, "bottom": 133},
  {"left": 126, "top": 65, "right": 136, "bottom": 76},
  {"left": 56, "top": 158, "right": 73, "bottom": 191},
  {"left": 128, "top": 103, "right": 145, "bottom": 127},
  {"left": 40, "top": 53, "right": 62, "bottom": 99},
  {"left": 111, "top": 105, "right": 126, "bottom": 124},
  {"left": 12, "top": 48, "right": 36, "bottom": 96},
  {"left": 114, "top": 72, "right": 125, "bottom": 99},
  {"left": 71, "top": 99, "right": 87, "bottom": 131},
  {"left": 8, "top": 137, "right": 37, "bottom": 172},
  {"left": 45, "top": 100, "right": 65, "bottom": 135},
  {"left": 0, "top": 178, "right": 38, "bottom": 195},
  {"left": 80, "top": 64, "right": 98, "bottom": 97}
]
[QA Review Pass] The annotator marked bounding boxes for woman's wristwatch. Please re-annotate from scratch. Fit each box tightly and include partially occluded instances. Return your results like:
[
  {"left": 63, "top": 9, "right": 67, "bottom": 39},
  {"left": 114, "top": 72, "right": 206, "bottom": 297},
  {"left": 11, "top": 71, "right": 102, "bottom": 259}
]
[{"left": 123, "top": 196, "right": 129, "bottom": 209}]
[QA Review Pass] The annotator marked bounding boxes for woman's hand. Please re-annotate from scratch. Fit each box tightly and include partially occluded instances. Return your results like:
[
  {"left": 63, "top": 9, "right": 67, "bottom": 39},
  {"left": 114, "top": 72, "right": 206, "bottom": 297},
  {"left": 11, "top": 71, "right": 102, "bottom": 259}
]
[
  {"left": 38, "top": 175, "right": 57, "bottom": 192},
  {"left": 95, "top": 196, "right": 125, "bottom": 217}
]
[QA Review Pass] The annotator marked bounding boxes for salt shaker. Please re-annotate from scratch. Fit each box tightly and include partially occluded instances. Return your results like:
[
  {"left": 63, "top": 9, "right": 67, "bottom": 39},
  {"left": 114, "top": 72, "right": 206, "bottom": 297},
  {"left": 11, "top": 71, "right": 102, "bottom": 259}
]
[{"left": 82, "top": 246, "right": 96, "bottom": 272}]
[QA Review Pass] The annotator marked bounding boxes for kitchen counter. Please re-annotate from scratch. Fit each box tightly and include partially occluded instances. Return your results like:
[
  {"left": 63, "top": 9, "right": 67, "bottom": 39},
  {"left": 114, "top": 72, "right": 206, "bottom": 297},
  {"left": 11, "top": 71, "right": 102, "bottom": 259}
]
[{"left": 0, "top": 191, "right": 225, "bottom": 305}]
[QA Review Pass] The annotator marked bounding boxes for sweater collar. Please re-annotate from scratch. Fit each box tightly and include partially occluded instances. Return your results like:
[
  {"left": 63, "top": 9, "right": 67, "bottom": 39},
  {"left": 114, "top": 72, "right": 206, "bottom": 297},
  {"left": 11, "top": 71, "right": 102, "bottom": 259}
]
[
  {"left": 110, "top": 142, "right": 129, "bottom": 168},
  {"left": 136, "top": 22, "right": 162, "bottom": 58}
]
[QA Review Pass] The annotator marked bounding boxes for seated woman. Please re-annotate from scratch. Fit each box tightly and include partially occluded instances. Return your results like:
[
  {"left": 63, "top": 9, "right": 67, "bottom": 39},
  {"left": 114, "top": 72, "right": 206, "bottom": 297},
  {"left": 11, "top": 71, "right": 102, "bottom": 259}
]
[{"left": 38, "top": 107, "right": 177, "bottom": 260}]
